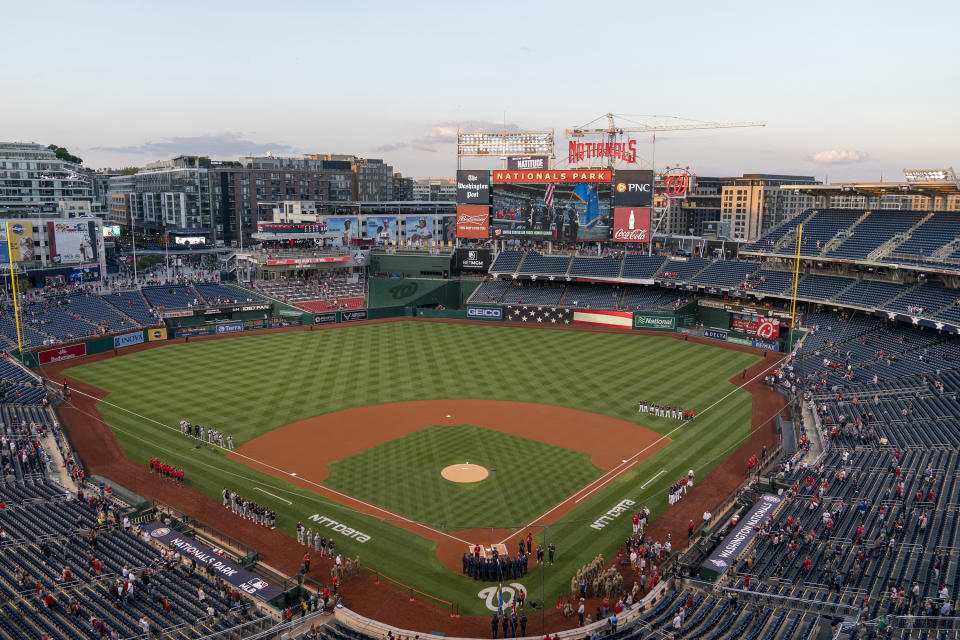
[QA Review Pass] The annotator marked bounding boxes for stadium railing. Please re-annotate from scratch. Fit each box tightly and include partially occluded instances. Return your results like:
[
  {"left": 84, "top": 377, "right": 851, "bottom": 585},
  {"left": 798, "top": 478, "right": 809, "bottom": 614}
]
[
  {"left": 145, "top": 499, "right": 260, "bottom": 567},
  {"left": 359, "top": 565, "right": 458, "bottom": 617}
]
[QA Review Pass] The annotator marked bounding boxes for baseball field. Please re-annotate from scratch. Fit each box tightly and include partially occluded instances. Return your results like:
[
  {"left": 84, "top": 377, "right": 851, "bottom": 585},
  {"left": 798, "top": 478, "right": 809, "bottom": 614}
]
[{"left": 61, "top": 321, "right": 762, "bottom": 615}]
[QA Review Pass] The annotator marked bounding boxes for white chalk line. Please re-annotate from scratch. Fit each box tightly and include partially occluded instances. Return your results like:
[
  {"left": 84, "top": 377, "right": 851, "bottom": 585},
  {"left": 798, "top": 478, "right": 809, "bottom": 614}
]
[
  {"left": 640, "top": 469, "right": 667, "bottom": 490},
  {"left": 253, "top": 487, "right": 293, "bottom": 505}
]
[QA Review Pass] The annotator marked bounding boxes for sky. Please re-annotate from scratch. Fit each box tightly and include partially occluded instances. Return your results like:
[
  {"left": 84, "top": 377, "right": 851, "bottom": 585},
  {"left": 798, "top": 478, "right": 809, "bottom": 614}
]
[{"left": 3, "top": 0, "right": 958, "bottom": 181}]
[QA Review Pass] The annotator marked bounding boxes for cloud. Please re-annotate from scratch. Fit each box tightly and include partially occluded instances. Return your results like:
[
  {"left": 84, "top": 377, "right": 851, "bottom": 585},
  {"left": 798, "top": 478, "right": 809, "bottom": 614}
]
[
  {"left": 93, "top": 132, "right": 296, "bottom": 158},
  {"left": 376, "top": 120, "right": 521, "bottom": 154},
  {"left": 811, "top": 149, "right": 869, "bottom": 165}
]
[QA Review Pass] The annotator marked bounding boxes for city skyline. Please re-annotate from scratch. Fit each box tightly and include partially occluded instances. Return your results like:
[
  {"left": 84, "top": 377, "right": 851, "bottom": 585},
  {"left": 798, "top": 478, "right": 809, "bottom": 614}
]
[{"left": 3, "top": 0, "right": 957, "bottom": 181}]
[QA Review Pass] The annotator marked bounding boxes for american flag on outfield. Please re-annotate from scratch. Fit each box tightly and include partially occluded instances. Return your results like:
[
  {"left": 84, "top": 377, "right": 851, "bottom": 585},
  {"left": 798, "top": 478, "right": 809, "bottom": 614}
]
[{"left": 543, "top": 183, "right": 555, "bottom": 207}]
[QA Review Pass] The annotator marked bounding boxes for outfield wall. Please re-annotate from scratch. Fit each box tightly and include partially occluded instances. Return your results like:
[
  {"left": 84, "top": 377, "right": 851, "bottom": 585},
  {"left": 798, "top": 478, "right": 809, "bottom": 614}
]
[{"left": 368, "top": 278, "right": 479, "bottom": 309}]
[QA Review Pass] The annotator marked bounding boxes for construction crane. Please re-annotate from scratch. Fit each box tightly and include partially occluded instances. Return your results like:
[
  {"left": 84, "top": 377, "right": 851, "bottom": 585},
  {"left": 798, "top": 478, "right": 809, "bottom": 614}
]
[
  {"left": 566, "top": 113, "right": 765, "bottom": 255},
  {"left": 565, "top": 113, "right": 766, "bottom": 170}
]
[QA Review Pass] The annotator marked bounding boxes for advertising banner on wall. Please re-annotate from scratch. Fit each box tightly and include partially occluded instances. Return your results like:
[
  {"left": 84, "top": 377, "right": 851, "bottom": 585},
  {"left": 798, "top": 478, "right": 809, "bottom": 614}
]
[
  {"left": 215, "top": 322, "right": 243, "bottom": 334},
  {"left": 143, "top": 522, "right": 282, "bottom": 601},
  {"left": 466, "top": 305, "right": 503, "bottom": 320},
  {"left": 313, "top": 312, "right": 338, "bottom": 325},
  {"left": 456, "top": 205, "right": 490, "bottom": 239},
  {"left": 113, "top": 331, "right": 145, "bottom": 349},
  {"left": 611, "top": 207, "right": 651, "bottom": 243},
  {"left": 504, "top": 305, "right": 573, "bottom": 324},
  {"left": 0, "top": 222, "right": 36, "bottom": 262},
  {"left": 633, "top": 314, "right": 676, "bottom": 330},
  {"left": 364, "top": 216, "right": 398, "bottom": 243},
  {"left": 613, "top": 170, "right": 654, "bottom": 207},
  {"left": 403, "top": 216, "right": 434, "bottom": 245},
  {"left": 456, "top": 170, "right": 491, "bottom": 204},
  {"left": 341, "top": 309, "right": 368, "bottom": 322},
  {"left": 455, "top": 248, "right": 492, "bottom": 271},
  {"left": 574, "top": 309, "right": 633, "bottom": 329},
  {"left": 148, "top": 327, "right": 168, "bottom": 341},
  {"left": 704, "top": 328, "right": 728, "bottom": 341},
  {"left": 38, "top": 343, "right": 87, "bottom": 365},
  {"left": 702, "top": 494, "right": 783, "bottom": 575},
  {"left": 47, "top": 220, "right": 99, "bottom": 264},
  {"left": 506, "top": 156, "right": 550, "bottom": 171},
  {"left": 324, "top": 217, "right": 359, "bottom": 248}
]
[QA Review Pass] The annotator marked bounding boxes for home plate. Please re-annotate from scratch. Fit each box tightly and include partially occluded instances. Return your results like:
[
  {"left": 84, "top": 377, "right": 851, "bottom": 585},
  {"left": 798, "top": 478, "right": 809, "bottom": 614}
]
[{"left": 446, "top": 414, "right": 451, "bottom": 418}]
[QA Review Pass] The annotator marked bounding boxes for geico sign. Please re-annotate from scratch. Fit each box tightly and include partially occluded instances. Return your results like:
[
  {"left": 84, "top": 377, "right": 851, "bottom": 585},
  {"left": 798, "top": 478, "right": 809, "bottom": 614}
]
[
  {"left": 613, "top": 229, "right": 648, "bottom": 241},
  {"left": 467, "top": 307, "right": 502, "bottom": 319},
  {"left": 615, "top": 182, "right": 651, "bottom": 194}
]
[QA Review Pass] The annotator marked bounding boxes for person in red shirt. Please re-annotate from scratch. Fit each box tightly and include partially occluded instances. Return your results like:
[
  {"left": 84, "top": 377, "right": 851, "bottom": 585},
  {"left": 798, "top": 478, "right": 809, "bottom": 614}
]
[
  {"left": 62, "top": 568, "right": 71, "bottom": 582},
  {"left": 44, "top": 593, "right": 54, "bottom": 609},
  {"left": 303, "top": 552, "right": 311, "bottom": 572},
  {"left": 688, "top": 520, "right": 695, "bottom": 540},
  {"left": 162, "top": 597, "right": 171, "bottom": 612},
  {"left": 632, "top": 514, "right": 641, "bottom": 533}
]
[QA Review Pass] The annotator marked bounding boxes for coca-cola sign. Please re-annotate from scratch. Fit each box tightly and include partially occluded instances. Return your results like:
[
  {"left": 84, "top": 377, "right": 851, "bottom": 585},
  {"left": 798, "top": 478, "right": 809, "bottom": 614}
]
[{"left": 612, "top": 207, "right": 651, "bottom": 243}]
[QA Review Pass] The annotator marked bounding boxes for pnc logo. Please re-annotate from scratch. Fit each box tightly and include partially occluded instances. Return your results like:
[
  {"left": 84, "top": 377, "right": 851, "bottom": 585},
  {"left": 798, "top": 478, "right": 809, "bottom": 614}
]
[{"left": 616, "top": 182, "right": 627, "bottom": 193}]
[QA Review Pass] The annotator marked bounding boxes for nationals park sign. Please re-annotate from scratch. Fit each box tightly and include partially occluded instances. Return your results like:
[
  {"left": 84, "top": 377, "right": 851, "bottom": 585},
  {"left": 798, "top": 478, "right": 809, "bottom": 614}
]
[
  {"left": 144, "top": 522, "right": 282, "bottom": 600},
  {"left": 701, "top": 493, "right": 783, "bottom": 576}
]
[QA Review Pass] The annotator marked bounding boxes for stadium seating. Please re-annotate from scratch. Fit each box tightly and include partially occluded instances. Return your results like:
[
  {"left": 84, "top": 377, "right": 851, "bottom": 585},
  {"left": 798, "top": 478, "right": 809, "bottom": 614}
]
[
  {"left": 621, "top": 286, "right": 687, "bottom": 311},
  {"left": 794, "top": 209, "right": 864, "bottom": 257},
  {"left": 882, "top": 282, "right": 957, "bottom": 317},
  {"left": 489, "top": 251, "right": 525, "bottom": 273},
  {"left": 889, "top": 212, "right": 960, "bottom": 262},
  {"left": 249, "top": 276, "right": 365, "bottom": 309},
  {"left": 826, "top": 210, "right": 927, "bottom": 260},
  {"left": 516, "top": 252, "right": 572, "bottom": 275},
  {"left": 561, "top": 283, "right": 622, "bottom": 309},
  {"left": 570, "top": 256, "right": 622, "bottom": 278},
  {"left": 738, "top": 269, "right": 794, "bottom": 296},
  {"left": 657, "top": 258, "right": 710, "bottom": 283},
  {"left": 102, "top": 290, "right": 159, "bottom": 326},
  {"left": 622, "top": 255, "right": 667, "bottom": 279},
  {"left": 501, "top": 283, "right": 565, "bottom": 306},
  {"left": 61, "top": 293, "right": 139, "bottom": 332},
  {"left": 691, "top": 260, "right": 760, "bottom": 289},
  {"left": 141, "top": 285, "right": 201, "bottom": 310},
  {"left": 195, "top": 282, "right": 263, "bottom": 305},
  {"left": 833, "top": 280, "right": 908, "bottom": 309},
  {"left": 793, "top": 274, "right": 856, "bottom": 301},
  {"left": 468, "top": 279, "right": 513, "bottom": 304}
]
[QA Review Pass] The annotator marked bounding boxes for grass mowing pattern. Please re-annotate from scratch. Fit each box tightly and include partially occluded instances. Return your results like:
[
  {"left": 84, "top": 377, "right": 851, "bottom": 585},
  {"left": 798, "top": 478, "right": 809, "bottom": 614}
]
[
  {"left": 64, "top": 322, "right": 760, "bottom": 614},
  {"left": 324, "top": 425, "right": 601, "bottom": 528}
]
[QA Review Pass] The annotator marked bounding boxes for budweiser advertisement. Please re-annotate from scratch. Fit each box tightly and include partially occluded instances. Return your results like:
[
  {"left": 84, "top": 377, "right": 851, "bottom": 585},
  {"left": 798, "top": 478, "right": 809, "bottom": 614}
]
[
  {"left": 38, "top": 343, "right": 87, "bottom": 365},
  {"left": 611, "top": 207, "right": 651, "bottom": 243},
  {"left": 456, "top": 205, "right": 490, "bottom": 239},
  {"left": 492, "top": 170, "right": 611, "bottom": 184}
]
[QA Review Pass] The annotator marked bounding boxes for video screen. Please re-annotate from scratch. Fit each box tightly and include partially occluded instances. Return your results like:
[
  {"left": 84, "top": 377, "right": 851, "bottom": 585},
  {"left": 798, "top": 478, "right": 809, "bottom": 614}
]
[{"left": 491, "top": 182, "right": 611, "bottom": 241}]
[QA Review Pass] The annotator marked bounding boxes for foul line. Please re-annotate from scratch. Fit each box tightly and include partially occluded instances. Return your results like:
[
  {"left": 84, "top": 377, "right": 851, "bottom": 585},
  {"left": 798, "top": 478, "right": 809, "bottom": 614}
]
[
  {"left": 54, "top": 383, "right": 472, "bottom": 547},
  {"left": 253, "top": 487, "right": 292, "bottom": 505},
  {"left": 498, "top": 354, "right": 787, "bottom": 544},
  {"left": 640, "top": 469, "right": 666, "bottom": 490}
]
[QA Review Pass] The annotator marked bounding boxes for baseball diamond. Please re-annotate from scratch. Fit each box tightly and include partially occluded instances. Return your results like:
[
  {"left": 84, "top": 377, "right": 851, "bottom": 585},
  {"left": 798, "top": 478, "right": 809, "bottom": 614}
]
[{"left": 58, "top": 320, "right": 762, "bottom": 616}]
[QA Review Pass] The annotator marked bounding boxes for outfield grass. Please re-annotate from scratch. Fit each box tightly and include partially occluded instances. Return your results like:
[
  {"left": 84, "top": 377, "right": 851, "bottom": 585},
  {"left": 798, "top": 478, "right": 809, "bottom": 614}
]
[
  {"left": 64, "top": 322, "right": 760, "bottom": 614},
  {"left": 325, "top": 424, "right": 601, "bottom": 528}
]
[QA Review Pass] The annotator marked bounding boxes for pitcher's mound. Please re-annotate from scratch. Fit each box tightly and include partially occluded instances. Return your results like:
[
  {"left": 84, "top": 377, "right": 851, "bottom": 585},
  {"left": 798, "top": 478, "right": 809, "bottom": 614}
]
[{"left": 441, "top": 463, "right": 489, "bottom": 483}]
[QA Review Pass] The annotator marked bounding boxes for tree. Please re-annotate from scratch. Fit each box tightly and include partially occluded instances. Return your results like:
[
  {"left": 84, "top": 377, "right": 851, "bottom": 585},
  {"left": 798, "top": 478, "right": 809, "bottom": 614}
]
[
  {"left": 46, "top": 144, "right": 83, "bottom": 165},
  {"left": 121, "top": 167, "right": 140, "bottom": 175}
]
